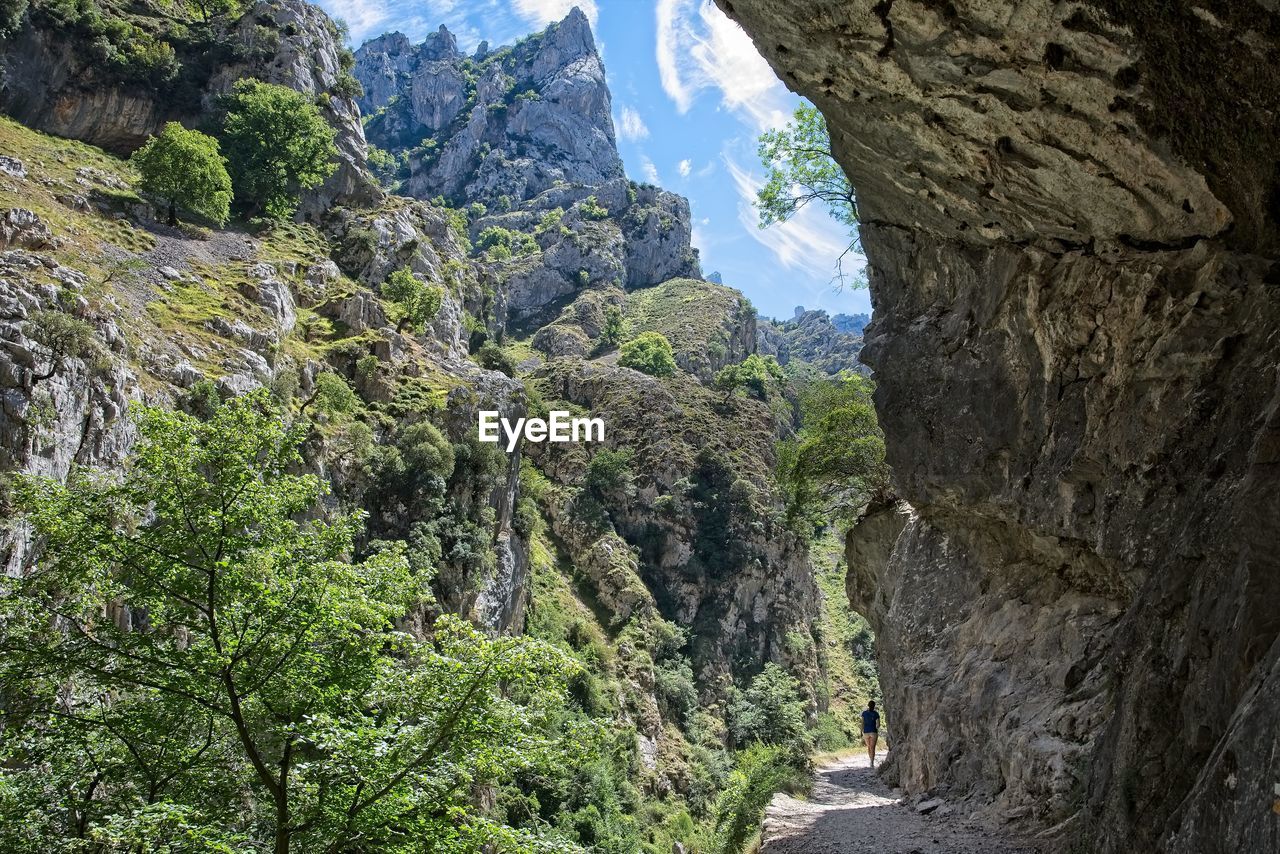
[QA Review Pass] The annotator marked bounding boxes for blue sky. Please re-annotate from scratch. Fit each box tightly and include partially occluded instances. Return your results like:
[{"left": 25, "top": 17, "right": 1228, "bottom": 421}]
[{"left": 316, "top": 0, "right": 872, "bottom": 321}]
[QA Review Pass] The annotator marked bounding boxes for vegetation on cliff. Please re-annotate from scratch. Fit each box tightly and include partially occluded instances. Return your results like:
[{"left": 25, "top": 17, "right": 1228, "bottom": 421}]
[
  {"left": 0, "top": 4, "right": 884, "bottom": 852},
  {"left": 1, "top": 392, "right": 578, "bottom": 853}
]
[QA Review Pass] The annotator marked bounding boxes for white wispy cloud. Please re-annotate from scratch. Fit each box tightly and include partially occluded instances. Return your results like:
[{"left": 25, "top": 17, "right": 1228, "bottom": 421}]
[
  {"left": 512, "top": 0, "right": 598, "bottom": 28},
  {"left": 691, "top": 222, "right": 711, "bottom": 254},
  {"left": 321, "top": 0, "right": 554, "bottom": 50},
  {"left": 678, "top": 158, "right": 692, "bottom": 177},
  {"left": 654, "top": 0, "right": 791, "bottom": 131},
  {"left": 640, "top": 156, "right": 660, "bottom": 184},
  {"left": 321, "top": 0, "right": 392, "bottom": 41},
  {"left": 724, "top": 155, "right": 853, "bottom": 280},
  {"left": 617, "top": 106, "right": 650, "bottom": 141}
]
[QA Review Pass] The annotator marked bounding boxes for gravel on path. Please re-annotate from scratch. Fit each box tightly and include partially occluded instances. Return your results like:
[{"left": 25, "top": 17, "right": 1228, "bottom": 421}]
[{"left": 761, "top": 754, "right": 1041, "bottom": 854}]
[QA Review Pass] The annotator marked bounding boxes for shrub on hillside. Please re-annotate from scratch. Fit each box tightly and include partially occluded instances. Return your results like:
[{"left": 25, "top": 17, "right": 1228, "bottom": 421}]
[
  {"left": 713, "top": 743, "right": 808, "bottom": 854},
  {"left": 714, "top": 353, "right": 784, "bottom": 401},
  {"left": 476, "top": 226, "right": 537, "bottom": 260},
  {"left": 618, "top": 331, "right": 676, "bottom": 377},
  {"left": 382, "top": 267, "right": 444, "bottom": 334},
  {"left": 474, "top": 342, "right": 517, "bottom": 377},
  {"left": 727, "top": 663, "right": 812, "bottom": 756}
]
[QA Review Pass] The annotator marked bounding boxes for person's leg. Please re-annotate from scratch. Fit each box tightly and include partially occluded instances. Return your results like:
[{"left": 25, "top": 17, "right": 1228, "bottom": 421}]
[
  {"left": 869, "top": 733, "right": 878, "bottom": 765},
  {"left": 864, "top": 733, "right": 874, "bottom": 765}
]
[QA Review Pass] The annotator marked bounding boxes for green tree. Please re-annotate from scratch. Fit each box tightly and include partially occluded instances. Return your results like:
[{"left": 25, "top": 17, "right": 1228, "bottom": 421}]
[
  {"left": 476, "top": 226, "right": 537, "bottom": 260},
  {"left": 777, "top": 372, "right": 888, "bottom": 525},
  {"left": 0, "top": 391, "right": 576, "bottom": 853},
  {"left": 599, "top": 305, "right": 626, "bottom": 348},
  {"left": 299, "top": 370, "right": 359, "bottom": 415},
  {"left": 131, "top": 122, "right": 232, "bottom": 226},
  {"left": 221, "top": 79, "right": 338, "bottom": 220},
  {"left": 0, "top": 0, "right": 27, "bottom": 39},
  {"left": 187, "top": 0, "right": 242, "bottom": 23},
  {"left": 22, "top": 309, "right": 106, "bottom": 384},
  {"left": 474, "top": 341, "right": 516, "bottom": 377},
  {"left": 382, "top": 266, "right": 444, "bottom": 333},
  {"left": 756, "top": 103, "right": 860, "bottom": 283},
  {"left": 584, "top": 448, "right": 635, "bottom": 501},
  {"left": 714, "top": 353, "right": 784, "bottom": 402},
  {"left": 366, "top": 144, "right": 402, "bottom": 187},
  {"left": 619, "top": 331, "right": 676, "bottom": 377},
  {"left": 727, "top": 664, "right": 811, "bottom": 755}
]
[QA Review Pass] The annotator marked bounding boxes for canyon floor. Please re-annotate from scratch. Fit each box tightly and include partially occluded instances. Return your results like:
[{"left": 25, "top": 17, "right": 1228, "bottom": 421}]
[{"left": 761, "top": 754, "right": 1040, "bottom": 854}]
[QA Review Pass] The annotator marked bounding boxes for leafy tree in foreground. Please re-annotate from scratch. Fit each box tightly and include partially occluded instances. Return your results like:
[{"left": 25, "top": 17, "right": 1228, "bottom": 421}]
[
  {"left": 221, "top": 79, "right": 337, "bottom": 220},
  {"left": 0, "top": 390, "right": 576, "bottom": 853},
  {"left": 776, "top": 371, "right": 889, "bottom": 526},
  {"left": 618, "top": 331, "right": 677, "bottom": 377},
  {"left": 756, "top": 103, "right": 861, "bottom": 284},
  {"left": 131, "top": 122, "right": 232, "bottom": 226}
]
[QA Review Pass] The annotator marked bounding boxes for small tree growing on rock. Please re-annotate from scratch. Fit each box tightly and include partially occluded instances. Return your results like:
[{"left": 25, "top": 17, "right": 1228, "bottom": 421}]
[
  {"left": 618, "top": 331, "right": 676, "bottom": 377},
  {"left": 714, "top": 353, "right": 784, "bottom": 402},
  {"left": 23, "top": 310, "right": 105, "bottom": 384},
  {"left": 598, "top": 304, "right": 626, "bottom": 349},
  {"left": 131, "top": 122, "right": 232, "bottom": 226},
  {"left": 382, "top": 267, "right": 443, "bottom": 334}
]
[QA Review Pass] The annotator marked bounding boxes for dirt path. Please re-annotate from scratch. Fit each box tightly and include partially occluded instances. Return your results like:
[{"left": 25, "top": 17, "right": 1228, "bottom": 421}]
[{"left": 761, "top": 754, "right": 1039, "bottom": 854}]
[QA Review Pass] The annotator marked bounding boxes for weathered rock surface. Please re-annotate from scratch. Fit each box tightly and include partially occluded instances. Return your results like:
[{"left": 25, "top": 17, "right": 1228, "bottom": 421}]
[
  {"left": 0, "top": 0, "right": 379, "bottom": 214},
  {"left": 722, "top": 1, "right": 1280, "bottom": 851},
  {"left": 355, "top": 10, "right": 700, "bottom": 326},
  {"left": 757, "top": 308, "right": 865, "bottom": 376},
  {"left": 358, "top": 8, "right": 622, "bottom": 207}
]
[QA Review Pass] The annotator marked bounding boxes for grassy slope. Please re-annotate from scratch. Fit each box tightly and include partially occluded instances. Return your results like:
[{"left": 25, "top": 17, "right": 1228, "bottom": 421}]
[{"left": 0, "top": 116, "right": 455, "bottom": 400}]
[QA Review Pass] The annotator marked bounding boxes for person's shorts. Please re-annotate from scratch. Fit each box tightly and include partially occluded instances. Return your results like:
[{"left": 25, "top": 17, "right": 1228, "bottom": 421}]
[{"left": 863, "top": 731, "right": 878, "bottom": 736}]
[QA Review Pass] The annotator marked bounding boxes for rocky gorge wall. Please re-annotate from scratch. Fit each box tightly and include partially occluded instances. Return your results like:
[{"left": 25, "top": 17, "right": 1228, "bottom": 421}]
[
  {"left": 0, "top": 0, "right": 833, "bottom": 733},
  {"left": 720, "top": 1, "right": 1280, "bottom": 852},
  {"left": 0, "top": 0, "right": 380, "bottom": 214}
]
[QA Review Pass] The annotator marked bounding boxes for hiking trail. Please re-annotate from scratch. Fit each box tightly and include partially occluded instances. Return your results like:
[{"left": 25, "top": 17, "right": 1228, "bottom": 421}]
[{"left": 761, "top": 754, "right": 1040, "bottom": 853}]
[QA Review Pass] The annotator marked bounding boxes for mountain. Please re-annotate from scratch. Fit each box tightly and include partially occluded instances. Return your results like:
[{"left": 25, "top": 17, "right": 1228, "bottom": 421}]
[
  {"left": 0, "top": 2, "right": 873, "bottom": 849},
  {"left": 349, "top": 7, "right": 838, "bottom": 729},
  {"left": 757, "top": 308, "right": 867, "bottom": 376}
]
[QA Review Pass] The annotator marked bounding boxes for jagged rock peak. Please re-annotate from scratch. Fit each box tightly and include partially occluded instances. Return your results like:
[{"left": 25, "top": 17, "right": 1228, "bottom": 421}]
[{"left": 356, "top": 7, "right": 622, "bottom": 207}]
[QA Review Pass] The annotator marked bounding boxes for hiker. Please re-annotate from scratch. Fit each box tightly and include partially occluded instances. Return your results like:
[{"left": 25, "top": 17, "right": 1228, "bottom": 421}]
[{"left": 861, "top": 700, "right": 881, "bottom": 767}]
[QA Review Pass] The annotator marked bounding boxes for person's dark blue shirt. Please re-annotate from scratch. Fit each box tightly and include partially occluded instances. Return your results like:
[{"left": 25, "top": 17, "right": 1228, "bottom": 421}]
[{"left": 861, "top": 708, "right": 880, "bottom": 733}]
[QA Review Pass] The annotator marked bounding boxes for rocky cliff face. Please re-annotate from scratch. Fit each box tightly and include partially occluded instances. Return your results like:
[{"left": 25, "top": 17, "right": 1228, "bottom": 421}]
[
  {"left": 357, "top": 8, "right": 622, "bottom": 206},
  {"left": 757, "top": 308, "right": 866, "bottom": 376},
  {"left": 354, "top": 10, "right": 699, "bottom": 329},
  {"left": 0, "top": 0, "right": 379, "bottom": 213},
  {"left": 721, "top": 1, "right": 1280, "bottom": 851}
]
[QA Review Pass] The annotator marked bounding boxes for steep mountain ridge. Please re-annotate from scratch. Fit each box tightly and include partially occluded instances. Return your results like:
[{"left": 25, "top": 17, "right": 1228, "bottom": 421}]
[
  {"left": 720, "top": 1, "right": 1280, "bottom": 852},
  {"left": 757, "top": 308, "right": 867, "bottom": 377},
  {"left": 358, "top": 8, "right": 624, "bottom": 206},
  {"left": 354, "top": 11, "right": 700, "bottom": 327},
  {"left": 0, "top": 4, "right": 875, "bottom": 847}
]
